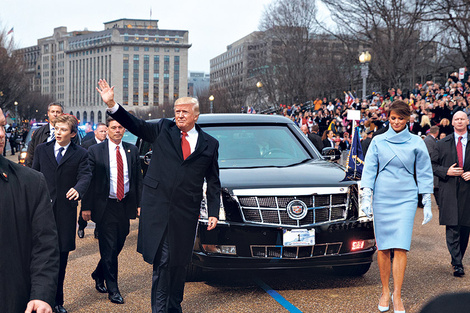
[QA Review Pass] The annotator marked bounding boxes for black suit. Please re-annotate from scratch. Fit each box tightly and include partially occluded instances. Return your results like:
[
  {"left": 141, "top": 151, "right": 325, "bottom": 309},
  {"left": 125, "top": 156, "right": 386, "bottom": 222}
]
[
  {"left": 82, "top": 131, "right": 95, "bottom": 143},
  {"left": 307, "top": 132, "right": 323, "bottom": 152},
  {"left": 110, "top": 105, "right": 220, "bottom": 313},
  {"left": 409, "top": 122, "right": 422, "bottom": 135},
  {"left": 431, "top": 133, "right": 470, "bottom": 267},
  {"left": 82, "top": 140, "right": 142, "bottom": 294},
  {"left": 81, "top": 137, "right": 98, "bottom": 150},
  {"left": 0, "top": 155, "right": 59, "bottom": 312},
  {"left": 78, "top": 136, "right": 99, "bottom": 232},
  {"left": 32, "top": 140, "right": 91, "bottom": 306}
]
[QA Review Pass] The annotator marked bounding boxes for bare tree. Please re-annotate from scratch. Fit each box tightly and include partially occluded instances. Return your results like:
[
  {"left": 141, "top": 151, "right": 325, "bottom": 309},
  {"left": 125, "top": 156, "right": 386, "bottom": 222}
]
[
  {"left": 0, "top": 28, "right": 29, "bottom": 113},
  {"left": 255, "top": 0, "right": 320, "bottom": 105},
  {"left": 320, "top": 0, "right": 440, "bottom": 91},
  {"left": 433, "top": 0, "right": 470, "bottom": 69}
]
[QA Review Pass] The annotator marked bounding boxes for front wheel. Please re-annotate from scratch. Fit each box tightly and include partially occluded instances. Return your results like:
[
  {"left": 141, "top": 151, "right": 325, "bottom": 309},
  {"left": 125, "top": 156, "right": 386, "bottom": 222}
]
[{"left": 332, "top": 263, "right": 371, "bottom": 276}]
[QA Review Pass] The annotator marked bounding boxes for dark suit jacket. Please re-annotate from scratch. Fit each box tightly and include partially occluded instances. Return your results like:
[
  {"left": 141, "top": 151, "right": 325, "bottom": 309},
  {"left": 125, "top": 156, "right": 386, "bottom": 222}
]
[
  {"left": 82, "top": 140, "right": 142, "bottom": 224},
  {"left": 0, "top": 155, "right": 59, "bottom": 311},
  {"left": 81, "top": 137, "right": 98, "bottom": 150},
  {"left": 322, "top": 138, "right": 335, "bottom": 149},
  {"left": 32, "top": 141, "right": 91, "bottom": 251},
  {"left": 424, "top": 134, "right": 439, "bottom": 187},
  {"left": 408, "top": 122, "right": 422, "bottom": 135},
  {"left": 82, "top": 131, "right": 95, "bottom": 143},
  {"left": 110, "top": 105, "right": 221, "bottom": 266},
  {"left": 431, "top": 133, "right": 470, "bottom": 226},
  {"left": 308, "top": 132, "right": 323, "bottom": 152}
]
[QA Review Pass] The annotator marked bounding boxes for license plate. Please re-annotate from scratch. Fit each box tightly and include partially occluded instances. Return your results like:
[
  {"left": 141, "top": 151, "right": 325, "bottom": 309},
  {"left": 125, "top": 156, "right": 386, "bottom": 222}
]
[{"left": 283, "top": 229, "right": 315, "bottom": 246}]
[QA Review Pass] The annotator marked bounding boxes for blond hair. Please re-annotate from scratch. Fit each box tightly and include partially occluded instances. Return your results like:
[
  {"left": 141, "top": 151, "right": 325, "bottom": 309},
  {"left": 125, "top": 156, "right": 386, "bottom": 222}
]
[{"left": 174, "top": 97, "right": 200, "bottom": 115}]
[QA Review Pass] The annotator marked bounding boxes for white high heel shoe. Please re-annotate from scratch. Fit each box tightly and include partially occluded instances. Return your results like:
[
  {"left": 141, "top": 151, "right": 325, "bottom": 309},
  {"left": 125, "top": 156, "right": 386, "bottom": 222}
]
[
  {"left": 392, "top": 295, "right": 405, "bottom": 313},
  {"left": 378, "top": 293, "right": 390, "bottom": 312}
]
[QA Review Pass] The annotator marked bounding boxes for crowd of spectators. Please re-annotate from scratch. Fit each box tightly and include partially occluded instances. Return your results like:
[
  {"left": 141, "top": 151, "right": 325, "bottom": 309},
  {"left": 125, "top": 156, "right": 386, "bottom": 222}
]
[{"left": 277, "top": 69, "right": 470, "bottom": 155}]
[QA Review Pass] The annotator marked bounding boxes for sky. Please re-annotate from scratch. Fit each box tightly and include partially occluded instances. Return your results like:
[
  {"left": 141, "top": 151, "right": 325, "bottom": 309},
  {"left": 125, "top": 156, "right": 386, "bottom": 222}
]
[{"left": 0, "top": 0, "right": 275, "bottom": 73}]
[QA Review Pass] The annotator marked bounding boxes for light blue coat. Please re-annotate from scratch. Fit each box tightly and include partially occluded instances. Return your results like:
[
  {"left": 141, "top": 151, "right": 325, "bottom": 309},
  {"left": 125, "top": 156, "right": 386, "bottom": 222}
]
[{"left": 361, "top": 126, "right": 433, "bottom": 250}]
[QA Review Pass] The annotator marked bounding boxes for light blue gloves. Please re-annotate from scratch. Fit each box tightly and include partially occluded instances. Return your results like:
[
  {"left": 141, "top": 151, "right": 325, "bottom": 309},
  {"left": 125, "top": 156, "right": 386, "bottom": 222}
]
[
  {"left": 422, "top": 193, "right": 432, "bottom": 225},
  {"left": 360, "top": 187, "right": 373, "bottom": 217}
]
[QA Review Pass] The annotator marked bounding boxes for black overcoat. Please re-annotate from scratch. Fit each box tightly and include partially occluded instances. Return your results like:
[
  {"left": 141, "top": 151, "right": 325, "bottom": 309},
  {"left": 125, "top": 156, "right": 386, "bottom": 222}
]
[
  {"left": 0, "top": 155, "right": 59, "bottom": 312},
  {"left": 82, "top": 140, "right": 142, "bottom": 224},
  {"left": 32, "top": 140, "right": 91, "bottom": 251},
  {"left": 110, "top": 105, "right": 221, "bottom": 266},
  {"left": 431, "top": 133, "right": 470, "bottom": 226}
]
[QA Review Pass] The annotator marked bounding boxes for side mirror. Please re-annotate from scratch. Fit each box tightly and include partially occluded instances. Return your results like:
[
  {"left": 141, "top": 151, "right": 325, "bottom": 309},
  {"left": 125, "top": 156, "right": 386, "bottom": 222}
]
[
  {"left": 140, "top": 150, "right": 153, "bottom": 166},
  {"left": 322, "top": 147, "right": 341, "bottom": 161}
]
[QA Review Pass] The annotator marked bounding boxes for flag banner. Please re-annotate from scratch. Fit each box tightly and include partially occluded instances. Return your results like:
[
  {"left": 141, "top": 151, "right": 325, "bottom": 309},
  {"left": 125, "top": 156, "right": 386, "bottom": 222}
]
[
  {"left": 7, "top": 27, "right": 13, "bottom": 35},
  {"left": 345, "top": 126, "right": 364, "bottom": 179}
]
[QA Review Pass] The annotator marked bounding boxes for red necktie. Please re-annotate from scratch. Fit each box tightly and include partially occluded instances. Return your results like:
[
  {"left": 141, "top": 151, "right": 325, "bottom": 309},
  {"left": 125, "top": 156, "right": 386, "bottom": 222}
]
[
  {"left": 457, "top": 136, "right": 464, "bottom": 168},
  {"left": 116, "top": 146, "right": 124, "bottom": 201},
  {"left": 181, "top": 131, "right": 191, "bottom": 160}
]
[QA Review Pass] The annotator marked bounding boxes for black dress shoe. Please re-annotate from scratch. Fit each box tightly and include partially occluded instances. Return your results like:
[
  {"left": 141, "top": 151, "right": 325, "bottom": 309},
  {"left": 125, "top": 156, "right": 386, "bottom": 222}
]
[
  {"left": 91, "top": 272, "right": 107, "bottom": 293},
  {"left": 108, "top": 291, "right": 124, "bottom": 304},
  {"left": 454, "top": 265, "right": 465, "bottom": 277},
  {"left": 77, "top": 229, "right": 84, "bottom": 238},
  {"left": 54, "top": 304, "right": 68, "bottom": 313}
]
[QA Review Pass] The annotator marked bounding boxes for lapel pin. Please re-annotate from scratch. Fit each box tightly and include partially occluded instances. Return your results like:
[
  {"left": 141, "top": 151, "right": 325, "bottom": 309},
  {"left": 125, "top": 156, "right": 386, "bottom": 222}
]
[
  {"left": 127, "top": 150, "right": 130, "bottom": 153},
  {"left": 2, "top": 172, "right": 6, "bottom": 179}
]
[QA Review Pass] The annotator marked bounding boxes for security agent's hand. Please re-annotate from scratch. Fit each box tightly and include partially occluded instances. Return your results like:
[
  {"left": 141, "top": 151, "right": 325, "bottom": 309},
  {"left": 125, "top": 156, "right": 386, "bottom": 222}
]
[
  {"left": 207, "top": 216, "right": 218, "bottom": 231},
  {"left": 461, "top": 171, "right": 470, "bottom": 181},
  {"left": 96, "top": 79, "right": 116, "bottom": 108},
  {"left": 66, "top": 187, "right": 80, "bottom": 201},
  {"left": 447, "top": 163, "right": 464, "bottom": 176},
  {"left": 82, "top": 210, "right": 91, "bottom": 221},
  {"left": 360, "top": 187, "right": 373, "bottom": 218},
  {"left": 25, "top": 299, "right": 52, "bottom": 313},
  {"left": 422, "top": 193, "right": 433, "bottom": 225}
]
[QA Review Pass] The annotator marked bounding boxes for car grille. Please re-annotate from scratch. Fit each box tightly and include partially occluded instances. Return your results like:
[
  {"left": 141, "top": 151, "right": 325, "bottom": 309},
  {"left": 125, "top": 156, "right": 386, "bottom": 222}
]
[
  {"left": 251, "top": 243, "right": 342, "bottom": 259},
  {"left": 237, "top": 194, "right": 348, "bottom": 227}
]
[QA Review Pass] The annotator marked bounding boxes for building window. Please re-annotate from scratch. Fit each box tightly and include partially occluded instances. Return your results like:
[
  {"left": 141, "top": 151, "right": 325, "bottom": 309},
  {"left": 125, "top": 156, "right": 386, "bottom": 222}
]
[
  {"left": 134, "top": 46, "right": 139, "bottom": 51},
  {"left": 124, "top": 46, "right": 129, "bottom": 51}
]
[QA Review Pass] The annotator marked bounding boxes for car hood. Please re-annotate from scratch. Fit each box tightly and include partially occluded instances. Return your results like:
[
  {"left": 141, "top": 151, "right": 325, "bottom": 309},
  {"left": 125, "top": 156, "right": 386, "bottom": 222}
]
[{"left": 219, "top": 160, "right": 352, "bottom": 190}]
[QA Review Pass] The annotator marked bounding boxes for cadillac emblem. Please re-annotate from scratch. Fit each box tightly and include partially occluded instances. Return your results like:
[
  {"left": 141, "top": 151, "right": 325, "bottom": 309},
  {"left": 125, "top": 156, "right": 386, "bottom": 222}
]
[{"left": 286, "top": 199, "right": 308, "bottom": 220}]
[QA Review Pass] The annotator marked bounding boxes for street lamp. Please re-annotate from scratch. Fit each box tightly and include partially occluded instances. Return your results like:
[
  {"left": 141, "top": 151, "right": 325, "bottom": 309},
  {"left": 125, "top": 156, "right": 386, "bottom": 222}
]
[
  {"left": 256, "top": 81, "right": 263, "bottom": 111},
  {"left": 14, "top": 101, "right": 18, "bottom": 125},
  {"left": 359, "top": 51, "right": 371, "bottom": 100},
  {"left": 209, "top": 95, "right": 214, "bottom": 114}
]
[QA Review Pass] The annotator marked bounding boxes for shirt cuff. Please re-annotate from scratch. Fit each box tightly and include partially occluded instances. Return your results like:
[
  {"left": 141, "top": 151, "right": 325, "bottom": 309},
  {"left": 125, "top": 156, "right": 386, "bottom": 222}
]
[{"left": 107, "top": 103, "right": 119, "bottom": 114}]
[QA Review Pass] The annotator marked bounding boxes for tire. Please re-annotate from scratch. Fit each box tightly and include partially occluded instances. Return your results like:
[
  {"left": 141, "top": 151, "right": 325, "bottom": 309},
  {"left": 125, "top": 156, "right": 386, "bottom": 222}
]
[
  {"left": 185, "top": 262, "right": 203, "bottom": 282},
  {"left": 332, "top": 263, "right": 371, "bottom": 276}
]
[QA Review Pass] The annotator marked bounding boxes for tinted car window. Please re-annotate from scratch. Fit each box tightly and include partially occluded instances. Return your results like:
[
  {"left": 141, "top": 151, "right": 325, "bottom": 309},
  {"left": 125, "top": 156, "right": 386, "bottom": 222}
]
[{"left": 202, "top": 125, "right": 312, "bottom": 168}]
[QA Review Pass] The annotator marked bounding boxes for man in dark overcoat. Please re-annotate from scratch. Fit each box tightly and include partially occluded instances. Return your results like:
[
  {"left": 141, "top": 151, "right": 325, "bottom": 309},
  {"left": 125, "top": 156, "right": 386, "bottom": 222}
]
[
  {"left": 32, "top": 114, "right": 91, "bottom": 313},
  {"left": 0, "top": 107, "right": 59, "bottom": 313},
  {"left": 26, "top": 103, "right": 63, "bottom": 167},
  {"left": 97, "top": 79, "right": 221, "bottom": 313},
  {"left": 424, "top": 125, "right": 439, "bottom": 203},
  {"left": 431, "top": 111, "right": 470, "bottom": 277},
  {"left": 82, "top": 118, "right": 142, "bottom": 304}
]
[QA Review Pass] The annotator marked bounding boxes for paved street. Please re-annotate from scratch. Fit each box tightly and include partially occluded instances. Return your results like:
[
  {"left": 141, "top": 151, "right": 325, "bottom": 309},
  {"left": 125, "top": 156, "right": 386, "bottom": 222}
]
[{"left": 6, "top": 154, "right": 470, "bottom": 312}]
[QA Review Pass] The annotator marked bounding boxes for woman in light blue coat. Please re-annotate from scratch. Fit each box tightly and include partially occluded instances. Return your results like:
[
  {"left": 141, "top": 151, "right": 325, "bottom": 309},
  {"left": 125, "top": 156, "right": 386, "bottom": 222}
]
[{"left": 361, "top": 100, "right": 434, "bottom": 313}]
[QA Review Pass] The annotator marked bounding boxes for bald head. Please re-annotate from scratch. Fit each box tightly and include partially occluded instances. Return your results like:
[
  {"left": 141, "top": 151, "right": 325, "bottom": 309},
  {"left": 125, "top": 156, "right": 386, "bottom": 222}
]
[
  {"left": 0, "top": 108, "right": 6, "bottom": 154},
  {"left": 301, "top": 124, "right": 308, "bottom": 135},
  {"left": 452, "top": 111, "right": 469, "bottom": 134}
]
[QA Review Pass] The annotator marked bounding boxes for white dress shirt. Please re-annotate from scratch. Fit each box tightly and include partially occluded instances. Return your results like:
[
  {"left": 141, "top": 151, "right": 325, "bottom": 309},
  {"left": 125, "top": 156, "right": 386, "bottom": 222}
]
[
  {"left": 108, "top": 140, "right": 129, "bottom": 199},
  {"left": 48, "top": 124, "right": 56, "bottom": 142},
  {"left": 54, "top": 142, "right": 70, "bottom": 159}
]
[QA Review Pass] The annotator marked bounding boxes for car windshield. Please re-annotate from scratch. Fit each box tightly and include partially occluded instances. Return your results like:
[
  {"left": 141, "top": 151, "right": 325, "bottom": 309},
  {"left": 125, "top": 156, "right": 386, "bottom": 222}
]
[{"left": 202, "top": 125, "right": 312, "bottom": 168}]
